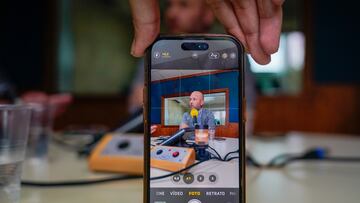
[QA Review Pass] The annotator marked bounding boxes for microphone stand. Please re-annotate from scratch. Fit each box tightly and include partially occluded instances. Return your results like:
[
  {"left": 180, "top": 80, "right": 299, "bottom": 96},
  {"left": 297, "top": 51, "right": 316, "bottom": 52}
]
[
  {"left": 159, "top": 111, "right": 211, "bottom": 161},
  {"left": 194, "top": 124, "right": 211, "bottom": 161}
]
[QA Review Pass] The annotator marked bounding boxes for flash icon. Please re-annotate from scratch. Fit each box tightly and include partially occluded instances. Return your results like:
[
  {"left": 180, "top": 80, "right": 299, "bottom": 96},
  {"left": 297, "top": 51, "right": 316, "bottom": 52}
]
[{"left": 154, "top": 52, "right": 160, "bottom": 59}]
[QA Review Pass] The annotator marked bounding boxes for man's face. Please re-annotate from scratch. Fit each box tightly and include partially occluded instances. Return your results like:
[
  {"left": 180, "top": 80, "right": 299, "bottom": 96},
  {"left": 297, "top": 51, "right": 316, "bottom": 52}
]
[
  {"left": 189, "top": 91, "right": 204, "bottom": 110},
  {"left": 165, "top": 0, "right": 211, "bottom": 34}
]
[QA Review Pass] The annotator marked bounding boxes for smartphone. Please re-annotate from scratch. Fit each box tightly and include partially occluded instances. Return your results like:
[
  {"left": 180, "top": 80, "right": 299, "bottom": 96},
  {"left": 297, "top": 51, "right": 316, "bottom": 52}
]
[{"left": 144, "top": 35, "right": 245, "bottom": 203}]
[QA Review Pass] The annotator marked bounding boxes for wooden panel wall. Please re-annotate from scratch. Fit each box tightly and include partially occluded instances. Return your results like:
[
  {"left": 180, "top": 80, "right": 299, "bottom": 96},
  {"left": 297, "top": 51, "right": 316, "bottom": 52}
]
[
  {"left": 151, "top": 123, "right": 239, "bottom": 138},
  {"left": 253, "top": 1, "right": 360, "bottom": 136},
  {"left": 254, "top": 86, "right": 360, "bottom": 135},
  {"left": 54, "top": 96, "right": 130, "bottom": 130}
]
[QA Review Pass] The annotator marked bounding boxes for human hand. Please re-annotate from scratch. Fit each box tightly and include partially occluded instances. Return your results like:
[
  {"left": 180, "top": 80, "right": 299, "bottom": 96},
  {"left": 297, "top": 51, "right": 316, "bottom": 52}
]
[
  {"left": 129, "top": 0, "right": 284, "bottom": 65},
  {"left": 179, "top": 123, "right": 189, "bottom": 130},
  {"left": 151, "top": 125, "right": 158, "bottom": 134},
  {"left": 21, "top": 91, "right": 72, "bottom": 118}
]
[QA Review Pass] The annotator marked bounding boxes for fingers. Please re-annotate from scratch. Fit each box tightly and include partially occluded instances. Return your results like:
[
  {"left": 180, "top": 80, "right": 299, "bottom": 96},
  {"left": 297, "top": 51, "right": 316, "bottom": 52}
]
[
  {"left": 206, "top": 0, "right": 248, "bottom": 49},
  {"left": 49, "top": 94, "right": 73, "bottom": 118},
  {"left": 179, "top": 123, "right": 189, "bottom": 129},
  {"left": 21, "top": 91, "right": 48, "bottom": 104},
  {"left": 151, "top": 125, "right": 158, "bottom": 134},
  {"left": 231, "top": 0, "right": 270, "bottom": 64},
  {"left": 257, "top": 0, "right": 283, "bottom": 54},
  {"left": 208, "top": 0, "right": 283, "bottom": 65},
  {"left": 129, "top": 0, "right": 283, "bottom": 64},
  {"left": 129, "top": 0, "right": 160, "bottom": 57},
  {"left": 272, "top": 0, "right": 285, "bottom": 7}
]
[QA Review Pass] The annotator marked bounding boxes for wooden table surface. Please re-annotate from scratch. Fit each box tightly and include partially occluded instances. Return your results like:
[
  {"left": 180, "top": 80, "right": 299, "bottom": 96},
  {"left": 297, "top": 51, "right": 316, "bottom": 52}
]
[{"left": 21, "top": 132, "right": 360, "bottom": 203}]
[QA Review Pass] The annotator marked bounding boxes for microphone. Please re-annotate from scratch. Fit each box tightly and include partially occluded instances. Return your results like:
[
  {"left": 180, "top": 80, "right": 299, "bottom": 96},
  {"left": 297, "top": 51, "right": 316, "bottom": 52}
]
[
  {"left": 160, "top": 127, "right": 195, "bottom": 146},
  {"left": 190, "top": 108, "right": 199, "bottom": 125},
  {"left": 159, "top": 109, "right": 198, "bottom": 146}
]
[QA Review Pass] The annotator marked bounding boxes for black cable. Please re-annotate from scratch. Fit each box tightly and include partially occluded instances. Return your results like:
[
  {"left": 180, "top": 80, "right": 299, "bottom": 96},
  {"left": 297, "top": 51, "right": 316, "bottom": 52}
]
[
  {"left": 208, "top": 146, "right": 239, "bottom": 161},
  {"left": 25, "top": 146, "right": 360, "bottom": 187},
  {"left": 150, "top": 156, "right": 240, "bottom": 181},
  {"left": 248, "top": 147, "right": 360, "bottom": 168},
  {"left": 25, "top": 143, "right": 239, "bottom": 186},
  {"left": 227, "top": 156, "right": 240, "bottom": 161},
  {"left": 209, "top": 152, "right": 222, "bottom": 160},
  {"left": 208, "top": 145, "right": 222, "bottom": 160},
  {"left": 268, "top": 157, "right": 301, "bottom": 168},
  {"left": 267, "top": 154, "right": 298, "bottom": 168},
  {"left": 150, "top": 160, "right": 207, "bottom": 181},
  {"left": 323, "top": 157, "right": 360, "bottom": 162},
  {"left": 269, "top": 156, "right": 360, "bottom": 168},
  {"left": 224, "top": 149, "right": 239, "bottom": 161},
  {"left": 21, "top": 175, "right": 142, "bottom": 187},
  {"left": 246, "top": 154, "right": 263, "bottom": 168},
  {"left": 30, "top": 148, "right": 359, "bottom": 186}
]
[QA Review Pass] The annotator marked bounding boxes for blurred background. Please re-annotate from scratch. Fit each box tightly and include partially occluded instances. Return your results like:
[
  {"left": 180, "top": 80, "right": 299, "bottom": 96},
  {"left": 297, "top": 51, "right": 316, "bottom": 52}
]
[{"left": 1, "top": 0, "right": 360, "bottom": 136}]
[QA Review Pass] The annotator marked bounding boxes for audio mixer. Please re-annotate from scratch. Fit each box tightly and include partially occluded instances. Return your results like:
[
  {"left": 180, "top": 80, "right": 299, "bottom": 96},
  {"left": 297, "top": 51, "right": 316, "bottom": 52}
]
[
  {"left": 151, "top": 145, "right": 196, "bottom": 172},
  {"left": 88, "top": 133, "right": 143, "bottom": 174}
]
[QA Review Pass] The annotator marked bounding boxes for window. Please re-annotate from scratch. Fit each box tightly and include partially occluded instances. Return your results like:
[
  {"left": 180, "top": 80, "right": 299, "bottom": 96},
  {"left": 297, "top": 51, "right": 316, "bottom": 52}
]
[
  {"left": 249, "top": 32, "right": 305, "bottom": 95},
  {"left": 249, "top": 0, "right": 305, "bottom": 96},
  {"left": 163, "top": 92, "right": 226, "bottom": 126}
]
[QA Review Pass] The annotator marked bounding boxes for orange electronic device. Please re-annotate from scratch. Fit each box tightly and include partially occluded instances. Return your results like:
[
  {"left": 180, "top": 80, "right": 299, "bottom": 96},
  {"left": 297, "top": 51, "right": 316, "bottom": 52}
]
[
  {"left": 88, "top": 133, "right": 143, "bottom": 175},
  {"left": 150, "top": 145, "right": 195, "bottom": 172}
]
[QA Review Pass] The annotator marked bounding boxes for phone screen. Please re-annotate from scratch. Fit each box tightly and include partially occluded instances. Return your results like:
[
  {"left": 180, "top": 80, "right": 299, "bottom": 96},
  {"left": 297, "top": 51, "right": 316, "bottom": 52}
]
[{"left": 146, "top": 37, "right": 244, "bottom": 203}]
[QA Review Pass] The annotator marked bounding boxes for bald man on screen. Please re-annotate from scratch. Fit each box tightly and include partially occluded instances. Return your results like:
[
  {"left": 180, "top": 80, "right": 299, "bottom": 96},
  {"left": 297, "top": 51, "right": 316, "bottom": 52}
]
[{"left": 180, "top": 91, "right": 215, "bottom": 130}]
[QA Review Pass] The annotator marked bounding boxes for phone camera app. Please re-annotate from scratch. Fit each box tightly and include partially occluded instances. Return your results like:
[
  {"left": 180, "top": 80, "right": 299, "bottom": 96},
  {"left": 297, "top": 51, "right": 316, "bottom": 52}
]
[
  {"left": 208, "top": 52, "right": 220, "bottom": 59},
  {"left": 154, "top": 51, "right": 161, "bottom": 59},
  {"left": 150, "top": 40, "right": 240, "bottom": 203}
]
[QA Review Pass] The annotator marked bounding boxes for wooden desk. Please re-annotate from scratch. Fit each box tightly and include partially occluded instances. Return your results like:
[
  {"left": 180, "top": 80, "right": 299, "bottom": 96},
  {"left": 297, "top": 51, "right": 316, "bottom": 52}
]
[{"left": 21, "top": 132, "right": 360, "bottom": 203}]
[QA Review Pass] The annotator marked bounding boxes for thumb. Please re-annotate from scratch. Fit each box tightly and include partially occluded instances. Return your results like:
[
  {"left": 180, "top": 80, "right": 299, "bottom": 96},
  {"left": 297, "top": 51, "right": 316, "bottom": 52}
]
[{"left": 130, "top": 0, "right": 160, "bottom": 57}]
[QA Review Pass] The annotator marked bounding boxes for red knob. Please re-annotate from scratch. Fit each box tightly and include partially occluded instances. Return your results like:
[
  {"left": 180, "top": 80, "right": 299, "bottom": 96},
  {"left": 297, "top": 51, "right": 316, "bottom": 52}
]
[{"left": 172, "top": 151, "right": 180, "bottom": 157}]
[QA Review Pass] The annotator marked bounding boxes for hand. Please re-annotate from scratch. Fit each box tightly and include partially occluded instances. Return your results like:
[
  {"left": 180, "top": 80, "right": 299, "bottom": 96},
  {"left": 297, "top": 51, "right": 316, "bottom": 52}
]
[
  {"left": 179, "top": 123, "right": 189, "bottom": 130},
  {"left": 129, "top": 0, "right": 284, "bottom": 65},
  {"left": 21, "top": 91, "right": 73, "bottom": 118},
  {"left": 151, "top": 125, "right": 158, "bottom": 134},
  {"left": 129, "top": 0, "right": 160, "bottom": 57}
]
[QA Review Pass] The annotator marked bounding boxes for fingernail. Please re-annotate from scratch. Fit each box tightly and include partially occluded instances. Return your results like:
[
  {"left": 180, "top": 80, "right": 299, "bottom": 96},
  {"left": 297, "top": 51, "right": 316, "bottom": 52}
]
[
  {"left": 130, "top": 40, "right": 136, "bottom": 56},
  {"left": 265, "top": 55, "right": 271, "bottom": 64}
]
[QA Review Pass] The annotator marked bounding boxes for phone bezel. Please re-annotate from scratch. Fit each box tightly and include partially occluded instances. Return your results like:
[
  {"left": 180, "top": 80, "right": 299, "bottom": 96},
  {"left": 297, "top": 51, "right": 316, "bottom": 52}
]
[{"left": 144, "top": 34, "right": 246, "bottom": 203}]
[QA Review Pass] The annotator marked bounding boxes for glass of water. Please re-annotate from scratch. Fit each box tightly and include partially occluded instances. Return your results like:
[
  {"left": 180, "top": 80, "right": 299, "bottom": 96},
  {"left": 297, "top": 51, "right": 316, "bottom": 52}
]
[
  {"left": 26, "top": 103, "right": 55, "bottom": 159},
  {"left": 0, "top": 105, "right": 32, "bottom": 203},
  {"left": 208, "top": 128, "right": 216, "bottom": 147}
]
